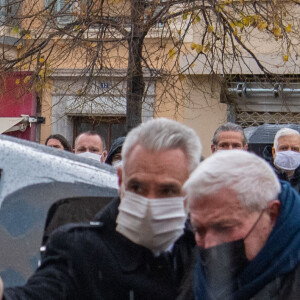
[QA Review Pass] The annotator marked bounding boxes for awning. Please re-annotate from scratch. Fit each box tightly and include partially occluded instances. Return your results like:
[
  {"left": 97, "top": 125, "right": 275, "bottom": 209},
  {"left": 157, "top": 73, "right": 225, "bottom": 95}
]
[{"left": 0, "top": 117, "right": 27, "bottom": 134}]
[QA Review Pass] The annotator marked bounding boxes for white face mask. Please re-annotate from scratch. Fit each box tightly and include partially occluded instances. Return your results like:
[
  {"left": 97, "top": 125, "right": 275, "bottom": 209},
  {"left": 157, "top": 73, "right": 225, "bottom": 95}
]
[
  {"left": 116, "top": 191, "right": 187, "bottom": 254},
  {"left": 76, "top": 152, "right": 102, "bottom": 162},
  {"left": 112, "top": 160, "right": 122, "bottom": 168},
  {"left": 274, "top": 150, "right": 300, "bottom": 171}
]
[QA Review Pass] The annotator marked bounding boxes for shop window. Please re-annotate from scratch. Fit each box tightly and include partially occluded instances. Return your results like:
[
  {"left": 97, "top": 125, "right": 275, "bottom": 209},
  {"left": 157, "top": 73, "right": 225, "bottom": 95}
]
[{"left": 0, "top": 0, "right": 20, "bottom": 25}]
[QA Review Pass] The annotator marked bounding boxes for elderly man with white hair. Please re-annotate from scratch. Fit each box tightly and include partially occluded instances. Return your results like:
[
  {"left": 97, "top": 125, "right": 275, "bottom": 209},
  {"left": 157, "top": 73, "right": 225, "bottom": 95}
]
[
  {"left": 184, "top": 150, "right": 300, "bottom": 300},
  {"left": 272, "top": 128, "right": 300, "bottom": 193},
  {"left": 1, "top": 118, "right": 202, "bottom": 300}
]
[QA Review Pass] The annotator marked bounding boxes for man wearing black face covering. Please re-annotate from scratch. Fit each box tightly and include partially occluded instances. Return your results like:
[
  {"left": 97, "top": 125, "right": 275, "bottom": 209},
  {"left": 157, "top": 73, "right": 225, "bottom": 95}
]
[{"left": 183, "top": 150, "right": 300, "bottom": 300}]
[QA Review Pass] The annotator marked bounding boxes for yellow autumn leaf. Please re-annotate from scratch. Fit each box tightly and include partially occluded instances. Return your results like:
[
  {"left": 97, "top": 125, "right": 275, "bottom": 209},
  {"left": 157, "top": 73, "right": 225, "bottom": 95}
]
[
  {"left": 194, "top": 15, "right": 201, "bottom": 23},
  {"left": 190, "top": 42, "right": 197, "bottom": 50},
  {"left": 53, "top": 37, "right": 60, "bottom": 44},
  {"left": 179, "top": 74, "right": 185, "bottom": 81},
  {"left": 15, "top": 79, "right": 20, "bottom": 85},
  {"left": 17, "top": 43, "right": 22, "bottom": 50},
  {"left": 236, "top": 21, "right": 244, "bottom": 29},
  {"left": 215, "top": 5, "right": 223, "bottom": 13},
  {"left": 208, "top": 25, "right": 214, "bottom": 33},
  {"left": 39, "top": 57, "right": 45, "bottom": 63},
  {"left": 283, "top": 55, "right": 289, "bottom": 61},
  {"left": 25, "top": 34, "right": 31, "bottom": 39},
  {"left": 233, "top": 28, "right": 238, "bottom": 36},
  {"left": 168, "top": 49, "right": 176, "bottom": 59},
  {"left": 35, "top": 83, "right": 42, "bottom": 92},
  {"left": 23, "top": 64, "right": 28, "bottom": 69},
  {"left": 242, "top": 16, "right": 251, "bottom": 27},
  {"left": 273, "top": 26, "right": 281, "bottom": 37},
  {"left": 190, "top": 63, "right": 195, "bottom": 68},
  {"left": 24, "top": 76, "right": 31, "bottom": 83},
  {"left": 196, "top": 44, "right": 203, "bottom": 53},
  {"left": 204, "top": 43, "right": 211, "bottom": 52},
  {"left": 286, "top": 24, "right": 292, "bottom": 33},
  {"left": 12, "top": 26, "right": 19, "bottom": 34},
  {"left": 257, "top": 21, "right": 267, "bottom": 31}
]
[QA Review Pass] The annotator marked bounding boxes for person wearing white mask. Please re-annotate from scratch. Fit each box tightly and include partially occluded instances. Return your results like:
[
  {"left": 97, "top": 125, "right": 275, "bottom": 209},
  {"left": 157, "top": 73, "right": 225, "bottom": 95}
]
[
  {"left": 74, "top": 131, "right": 107, "bottom": 162},
  {"left": 2, "top": 118, "right": 202, "bottom": 300},
  {"left": 211, "top": 122, "right": 248, "bottom": 153},
  {"left": 105, "top": 136, "right": 125, "bottom": 167},
  {"left": 272, "top": 127, "right": 300, "bottom": 193}
]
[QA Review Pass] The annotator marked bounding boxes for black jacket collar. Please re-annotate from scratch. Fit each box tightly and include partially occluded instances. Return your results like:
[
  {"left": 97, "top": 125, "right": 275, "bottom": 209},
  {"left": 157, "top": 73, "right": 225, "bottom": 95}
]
[{"left": 94, "top": 197, "right": 195, "bottom": 272}]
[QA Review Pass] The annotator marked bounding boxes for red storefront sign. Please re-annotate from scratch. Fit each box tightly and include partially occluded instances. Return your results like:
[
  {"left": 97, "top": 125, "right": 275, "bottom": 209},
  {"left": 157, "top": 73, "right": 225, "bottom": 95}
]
[{"left": 0, "top": 72, "right": 37, "bottom": 141}]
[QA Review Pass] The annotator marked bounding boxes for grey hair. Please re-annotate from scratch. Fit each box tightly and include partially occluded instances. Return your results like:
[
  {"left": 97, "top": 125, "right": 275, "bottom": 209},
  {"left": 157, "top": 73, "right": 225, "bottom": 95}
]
[
  {"left": 273, "top": 128, "right": 300, "bottom": 152},
  {"left": 212, "top": 122, "right": 247, "bottom": 146},
  {"left": 122, "top": 118, "right": 202, "bottom": 173},
  {"left": 183, "top": 150, "right": 281, "bottom": 212}
]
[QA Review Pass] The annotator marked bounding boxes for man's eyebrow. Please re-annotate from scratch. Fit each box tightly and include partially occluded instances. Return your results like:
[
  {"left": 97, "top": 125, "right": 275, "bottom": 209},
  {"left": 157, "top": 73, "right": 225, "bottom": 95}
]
[
  {"left": 127, "top": 178, "right": 142, "bottom": 185},
  {"left": 159, "top": 183, "right": 180, "bottom": 189},
  {"left": 192, "top": 219, "right": 240, "bottom": 228},
  {"left": 212, "top": 220, "right": 239, "bottom": 226}
]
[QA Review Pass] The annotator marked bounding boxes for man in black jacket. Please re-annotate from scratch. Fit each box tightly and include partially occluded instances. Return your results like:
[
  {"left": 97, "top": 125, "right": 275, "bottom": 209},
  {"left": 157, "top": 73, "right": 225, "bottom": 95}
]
[
  {"left": 2, "top": 118, "right": 202, "bottom": 300},
  {"left": 271, "top": 127, "right": 300, "bottom": 193},
  {"left": 184, "top": 150, "right": 300, "bottom": 300}
]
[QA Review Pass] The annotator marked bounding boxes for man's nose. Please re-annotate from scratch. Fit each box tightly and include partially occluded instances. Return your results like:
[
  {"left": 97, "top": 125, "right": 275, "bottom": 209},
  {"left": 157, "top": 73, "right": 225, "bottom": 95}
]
[{"left": 146, "top": 191, "right": 158, "bottom": 199}]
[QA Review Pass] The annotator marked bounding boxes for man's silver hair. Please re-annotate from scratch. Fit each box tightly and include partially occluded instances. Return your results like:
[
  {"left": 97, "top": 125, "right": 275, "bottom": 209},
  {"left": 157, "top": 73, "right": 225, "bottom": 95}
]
[
  {"left": 273, "top": 128, "right": 300, "bottom": 152},
  {"left": 212, "top": 122, "right": 247, "bottom": 146},
  {"left": 122, "top": 118, "right": 202, "bottom": 173},
  {"left": 183, "top": 150, "right": 281, "bottom": 212}
]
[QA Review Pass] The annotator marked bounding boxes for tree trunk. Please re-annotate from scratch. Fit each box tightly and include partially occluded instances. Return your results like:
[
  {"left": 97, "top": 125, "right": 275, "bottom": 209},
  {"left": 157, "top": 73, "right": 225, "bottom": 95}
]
[{"left": 126, "top": 0, "right": 146, "bottom": 133}]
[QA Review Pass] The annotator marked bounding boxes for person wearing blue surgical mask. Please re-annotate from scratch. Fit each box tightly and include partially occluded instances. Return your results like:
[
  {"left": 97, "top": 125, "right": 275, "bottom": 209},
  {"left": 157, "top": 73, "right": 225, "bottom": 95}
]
[{"left": 272, "top": 128, "right": 300, "bottom": 193}]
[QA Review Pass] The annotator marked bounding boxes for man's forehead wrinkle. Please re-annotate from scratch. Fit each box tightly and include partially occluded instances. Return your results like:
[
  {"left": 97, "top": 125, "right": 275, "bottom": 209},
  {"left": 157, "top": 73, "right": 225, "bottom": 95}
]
[
  {"left": 191, "top": 209, "right": 245, "bottom": 229},
  {"left": 190, "top": 194, "right": 246, "bottom": 222},
  {"left": 192, "top": 217, "right": 241, "bottom": 228}
]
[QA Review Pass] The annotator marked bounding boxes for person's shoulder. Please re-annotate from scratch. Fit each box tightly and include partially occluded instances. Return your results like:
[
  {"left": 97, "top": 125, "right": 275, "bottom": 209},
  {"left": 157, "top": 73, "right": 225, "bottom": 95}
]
[
  {"left": 47, "top": 221, "right": 105, "bottom": 248},
  {"left": 52, "top": 221, "right": 104, "bottom": 237},
  {"left": 41, "top": 221, "right": 106, "bottom": 262}
]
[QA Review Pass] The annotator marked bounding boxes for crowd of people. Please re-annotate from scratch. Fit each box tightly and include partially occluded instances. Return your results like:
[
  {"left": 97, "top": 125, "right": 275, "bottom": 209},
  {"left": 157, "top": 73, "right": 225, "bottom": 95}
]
[
  {"left": 45, "top": 131, "right": 125, "bottom": 166},
  {"left": 1, "top": 118, "right": 300, "bottom": 299}
]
